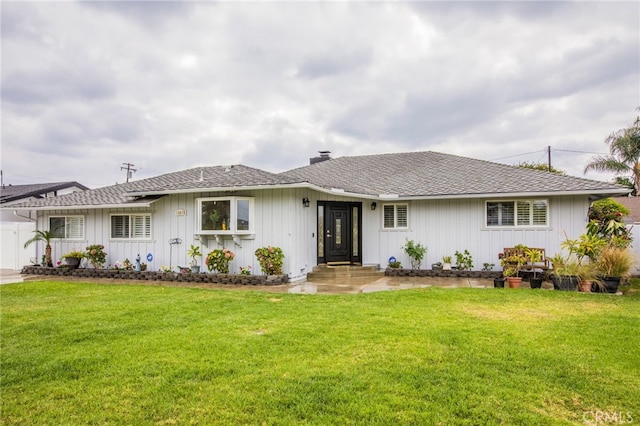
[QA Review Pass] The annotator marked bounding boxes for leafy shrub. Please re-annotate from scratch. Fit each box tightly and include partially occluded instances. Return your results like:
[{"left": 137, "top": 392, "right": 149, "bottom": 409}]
[
  {"left": 206, "top": 248, "right": 235, "bottom": 273},
  {"left": 85, "top": 244, "right": 107, "bottom": 269},
  {"left": 255, "top": 246, "right": 285, "bottom": 275},
  {"left": 403, "top": 239, "right": 427, "bottom": 270},
  {"left": 455, "top": 250, "right": 474, "bottom": 271}
]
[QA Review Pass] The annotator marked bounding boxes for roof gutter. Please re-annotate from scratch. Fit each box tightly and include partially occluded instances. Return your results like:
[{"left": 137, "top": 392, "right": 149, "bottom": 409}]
[{"left": 3, "top": 201, "right": 158, "bottom": 212}]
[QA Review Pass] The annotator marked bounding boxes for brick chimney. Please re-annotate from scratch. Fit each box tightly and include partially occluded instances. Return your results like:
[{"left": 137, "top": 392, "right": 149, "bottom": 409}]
[{"left": 310, "top": 151, "right": 331, "bottom": 165}]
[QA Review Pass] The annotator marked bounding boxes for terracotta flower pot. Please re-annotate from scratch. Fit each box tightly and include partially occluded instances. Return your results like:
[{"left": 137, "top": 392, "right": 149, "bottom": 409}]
[
  {"left": 579, "top": 280, "right": 592, "bottom": 293},
  {"left": 507, "top": 277, "right": 522, "bottom": 288}
]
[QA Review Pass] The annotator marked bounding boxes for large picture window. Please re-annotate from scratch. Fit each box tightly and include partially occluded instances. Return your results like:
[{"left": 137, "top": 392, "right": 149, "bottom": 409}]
[
  {"left": 197, "top": 197, "right": 254, "bottom": 234},
  {"left": 111, "top": 214, "right": 151, "bottom": 239},
  {"left": 382, "top": 204, "right": 408, "bottom": 229},
  {"left": 50, "top": 216, "right": 84, "bottom": 239},
  {"left": 486, "top": 200, "right": 548, "bottom": 227}
]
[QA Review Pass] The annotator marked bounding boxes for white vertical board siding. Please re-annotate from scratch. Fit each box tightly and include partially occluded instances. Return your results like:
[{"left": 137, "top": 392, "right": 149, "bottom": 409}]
[
  {"left": 370, "top": 196, "right": 591, "bottom": 270},
  {"left": 27, "top": 191, "right": 593, "bottom": 277}
]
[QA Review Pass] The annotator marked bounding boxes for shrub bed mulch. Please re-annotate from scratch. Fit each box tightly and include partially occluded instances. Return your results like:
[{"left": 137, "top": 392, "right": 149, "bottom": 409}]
[{"left": 20, "top": 266, "right": 288, "bottom": 286}]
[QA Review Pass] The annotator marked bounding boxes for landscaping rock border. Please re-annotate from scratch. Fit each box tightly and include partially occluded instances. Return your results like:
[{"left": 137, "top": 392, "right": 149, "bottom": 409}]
[
  {"left": 20, "top": 266, "right": 288, "bottom": 286},
  {"left": 385, "top": 268, "right": 502, "bottom": 279}
]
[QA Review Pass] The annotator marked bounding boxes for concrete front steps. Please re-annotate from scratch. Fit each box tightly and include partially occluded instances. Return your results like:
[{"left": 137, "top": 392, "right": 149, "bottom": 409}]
[{"left": 306, "top": 264, "right": 384, "bottom": 283}]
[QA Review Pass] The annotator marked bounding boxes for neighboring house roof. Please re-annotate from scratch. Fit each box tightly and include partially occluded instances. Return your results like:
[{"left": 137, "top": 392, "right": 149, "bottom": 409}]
[
  {"left": 0, "top": 181, "right": 89, "bottom": 204},
  {"left": 612, "top": 196, "right": 640, "bottom": 224},
  {"left": 281, "top": 151, "right": 628, "bottom": 198},
  {"left": 4, "top": 152, "right": 629, "bottom": 211}
]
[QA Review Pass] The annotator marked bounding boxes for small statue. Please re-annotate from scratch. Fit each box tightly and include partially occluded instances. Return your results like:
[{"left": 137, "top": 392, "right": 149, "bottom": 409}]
[{"left": 135, "top": 254, "right": 141, "bottom": 271}]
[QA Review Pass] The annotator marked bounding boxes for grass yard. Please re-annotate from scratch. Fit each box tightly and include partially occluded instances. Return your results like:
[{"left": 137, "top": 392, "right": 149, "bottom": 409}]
[{"left": 2, "top": 281, "right": 639, "bottom": 425}]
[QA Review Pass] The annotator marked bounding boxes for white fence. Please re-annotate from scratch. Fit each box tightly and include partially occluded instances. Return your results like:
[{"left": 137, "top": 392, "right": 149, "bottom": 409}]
[
  {"left": 629, "top": 225, "right": 640, "bottom": 276},
  {"left": 1, "top": 222, "right": 36, "bottom": 270}
]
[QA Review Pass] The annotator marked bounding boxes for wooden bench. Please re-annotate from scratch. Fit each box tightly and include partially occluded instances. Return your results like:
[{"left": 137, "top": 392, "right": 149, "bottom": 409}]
[{"left": 502, "top": 247, "right": 550, "bottom": 272}]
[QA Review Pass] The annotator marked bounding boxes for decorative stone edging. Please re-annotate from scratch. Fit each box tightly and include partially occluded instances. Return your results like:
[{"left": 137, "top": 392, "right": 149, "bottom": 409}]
[
  {"left": 20, "top": 266, "right": 288, "bottom": 286},
  {"left": 385, "top": 268, "right": 502, "bottom": 279}
]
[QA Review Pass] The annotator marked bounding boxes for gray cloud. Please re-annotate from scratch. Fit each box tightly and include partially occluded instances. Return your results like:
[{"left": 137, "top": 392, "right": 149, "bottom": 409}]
[{"left": 1, "top": 1, "right": 638, "bottom": 188}]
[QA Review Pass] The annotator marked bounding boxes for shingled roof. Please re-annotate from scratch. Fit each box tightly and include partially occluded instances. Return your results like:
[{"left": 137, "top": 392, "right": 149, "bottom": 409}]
[
  {"left": 5, "top": 165, "right": 299, "bottom": 210},
  {"left": 280, "top": 151, "right": 628, "bottom": 198},
  {"left": 4, "top": 152, "right": 629, "bottom": 210},
  {"left": 0, "top": 181, "right": 89, "bottom": 204}
]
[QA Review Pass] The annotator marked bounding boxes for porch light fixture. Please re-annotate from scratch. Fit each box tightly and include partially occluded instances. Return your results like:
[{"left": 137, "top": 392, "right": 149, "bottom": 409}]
[
  {"left": 302, "top": 197, "right": 310, "bottom": 207},
  {"left": 371, "top": 202, "right": 377, "bottom": 210}
]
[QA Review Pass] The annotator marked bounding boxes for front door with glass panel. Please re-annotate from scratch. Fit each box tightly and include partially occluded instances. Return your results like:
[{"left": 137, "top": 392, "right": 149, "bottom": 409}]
[{"left": 317, "top": 202, "right": 361, "bottom": 264}]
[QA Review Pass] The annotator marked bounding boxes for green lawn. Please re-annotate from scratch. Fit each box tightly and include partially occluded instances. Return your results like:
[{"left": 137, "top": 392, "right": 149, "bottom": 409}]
[{"left": 2, "top": 281, "right": 639, "bottom": 425}]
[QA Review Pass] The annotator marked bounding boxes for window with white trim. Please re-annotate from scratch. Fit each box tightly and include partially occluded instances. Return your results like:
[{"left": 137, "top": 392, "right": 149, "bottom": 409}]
[
  {"left": 383, "top": 204, "right": 408, "bottom": 229},
  {"left": 111, "top": 214, "right": 151, "bottom": 239},
  {"left": 197, "top": 197, "right": 254, "bottom": 234},
  {"left": 486, "top": 200, "right": 548, "bottom": 227},
  {"left": 50, "top": 216, "right": 85, "bottom": 239}
]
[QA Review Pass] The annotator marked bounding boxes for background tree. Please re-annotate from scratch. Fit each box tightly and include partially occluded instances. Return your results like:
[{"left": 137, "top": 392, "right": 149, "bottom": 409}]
[
  {"left": 584, "top": 111, "right": 640, "bottom": 196},
  {"left": 517, "top": 161, "right": 565, "bottom": 175},
  {"left": 23, "top": 229, "right": 57, "bottom": 267},
  {"left": 613, "top": 177, "right": 634, "bottom": 194}
]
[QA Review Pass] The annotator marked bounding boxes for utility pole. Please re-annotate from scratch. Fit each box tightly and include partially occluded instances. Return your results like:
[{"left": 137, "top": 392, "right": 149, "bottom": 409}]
[
  {"left": 121, "top": 163, "right": 137, "bottom": 183},
  {"left": 547, "top": 146, "right": 552, "bottom": 172}
]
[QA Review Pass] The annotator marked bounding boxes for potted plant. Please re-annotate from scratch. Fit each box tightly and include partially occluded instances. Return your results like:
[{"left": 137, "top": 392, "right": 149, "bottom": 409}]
[
  {"left": 62, "top": 250, "right": 85, "bottom": 269},
  {"left": 502, "top": 267, "right": 520, "bottom": 288},
  {"left": 501, "top": 252, "right": 526, "bottom": 288},
  {"left": 577, "top": 262, "right": 601, "bottom": 293},
  {"left": 187, "top": 244, "right": 203, "bottom": 273},
  {"left": 550, "top": 255, "right": 581, "bottom": 291},
  {"left": 524, "top": 247, "right": 544, "bottom": 289},
  {"left": 442, "top": 255, "right": 452, "bottom": 271},
  {"left": 594, "top": 245, "right": 635, "bottom": 293}
]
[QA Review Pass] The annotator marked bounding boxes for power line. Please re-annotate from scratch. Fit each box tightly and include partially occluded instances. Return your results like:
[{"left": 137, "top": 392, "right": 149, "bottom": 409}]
[
  {"left": 490, "top": 149, "right": 546, "bottom": 161},
  {"left": 554, "top": 148, "right": 608, "bottom": 155}
]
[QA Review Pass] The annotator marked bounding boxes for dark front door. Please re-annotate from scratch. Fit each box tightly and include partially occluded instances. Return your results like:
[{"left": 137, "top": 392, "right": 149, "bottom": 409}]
[
  {"left": 318, "top": 202, "right": 362, "bottom": 264},
  {"left": 326, "top": 204, "right": 350, "bottom": 262}
]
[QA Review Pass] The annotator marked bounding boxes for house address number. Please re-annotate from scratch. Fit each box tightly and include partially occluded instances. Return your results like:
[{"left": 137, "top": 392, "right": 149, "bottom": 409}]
[{"left": 175, "top": 209, "right": 187, "bottom": 216}]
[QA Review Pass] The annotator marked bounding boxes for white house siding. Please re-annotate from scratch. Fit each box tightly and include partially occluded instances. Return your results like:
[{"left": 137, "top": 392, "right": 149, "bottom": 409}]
[
  {"left": 373, "top": 195, "right": 591, "bottom": 271},
  {"left": 28, "top": 192, "right": 592, "bottom": 278},
  {"left": 28, "top": 190, "right": 310, "bottom": 278}
]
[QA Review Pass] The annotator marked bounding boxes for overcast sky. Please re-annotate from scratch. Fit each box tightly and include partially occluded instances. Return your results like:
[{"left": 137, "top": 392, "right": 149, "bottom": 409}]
[{"left": 2, "top": 1, "right": 639, "bottom": 189}]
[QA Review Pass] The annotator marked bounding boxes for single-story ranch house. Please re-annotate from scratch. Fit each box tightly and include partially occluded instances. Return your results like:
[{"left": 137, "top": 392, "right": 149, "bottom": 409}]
[{"left": 4, "top": 151, "right": 629, "bottom": 280}]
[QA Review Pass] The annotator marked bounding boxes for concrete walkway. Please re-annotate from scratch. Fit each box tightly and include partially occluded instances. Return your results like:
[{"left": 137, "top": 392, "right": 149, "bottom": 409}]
[
  {"left": 0, "top": 270, "right": 554, "bottom": 293},
  {"left": 0, "top": 269, "right": 23, "bottom": 285}
]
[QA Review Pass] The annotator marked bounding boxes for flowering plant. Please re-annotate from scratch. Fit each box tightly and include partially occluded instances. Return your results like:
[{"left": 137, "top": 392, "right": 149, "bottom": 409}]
[
  {"left": 240, "top": 265, "right": 252, "bottom": 275},
  {"left": 255, "top": 246, "right": 285, "bottom": 275},
  {"left": 85, "top": 244, "right": 107, "bottom": 269},
  {"left": 159, "top": 265, "right": 173, "bottom": 273},
  {"left": 206, "top": 248, "right": 235, "bottom": 273}
]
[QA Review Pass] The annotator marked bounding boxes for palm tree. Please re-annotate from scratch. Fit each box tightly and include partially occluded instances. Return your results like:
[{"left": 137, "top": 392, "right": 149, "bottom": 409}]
[
  {"left": 23, "top": 229, "right": 57, "bottom": 267},
  {"left": 584, "top": 113, "right": 640, "bottom": 195}
]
